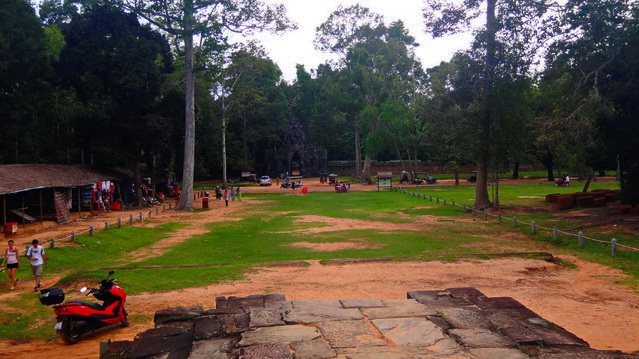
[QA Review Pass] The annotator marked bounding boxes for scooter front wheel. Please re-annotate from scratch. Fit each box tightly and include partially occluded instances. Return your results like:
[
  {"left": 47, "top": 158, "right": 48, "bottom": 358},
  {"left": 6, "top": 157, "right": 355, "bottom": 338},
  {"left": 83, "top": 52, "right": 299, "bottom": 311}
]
[
  {"left": 58, "top": 319, "right": 81, "bottom": 344},
  {"left": 121, "top": 309, "right": 130, "bottom": 327}
]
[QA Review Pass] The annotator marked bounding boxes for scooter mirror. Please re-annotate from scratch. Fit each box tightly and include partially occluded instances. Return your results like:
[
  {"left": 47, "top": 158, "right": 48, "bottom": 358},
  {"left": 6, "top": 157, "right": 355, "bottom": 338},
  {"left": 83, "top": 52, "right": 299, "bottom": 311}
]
[{"left": 79, "top": 287, "right": 88, "bottom": 293}]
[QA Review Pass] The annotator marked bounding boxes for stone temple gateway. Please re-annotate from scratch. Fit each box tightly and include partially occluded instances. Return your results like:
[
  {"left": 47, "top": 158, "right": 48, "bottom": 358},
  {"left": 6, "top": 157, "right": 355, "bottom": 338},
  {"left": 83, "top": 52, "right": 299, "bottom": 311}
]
[{"left": 280, "top": 116, "right": 327, "bottom": 177}]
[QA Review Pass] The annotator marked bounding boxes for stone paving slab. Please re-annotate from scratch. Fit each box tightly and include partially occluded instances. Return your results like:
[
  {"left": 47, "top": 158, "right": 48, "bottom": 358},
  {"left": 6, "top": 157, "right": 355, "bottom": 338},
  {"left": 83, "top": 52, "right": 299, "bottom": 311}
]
[
  {"left": 439, "top": 307, "right": 494, "bottom": 329},
  {"left": 291, "top": 299, "right": 343, "bottom": 309},
  {"left": 129, "top": 326, "right": 194, "bottom": 359},
  {"left": 371, "top": 317, "right": 446, "bottom": 347},
  {"left": 284, "top": 304, "right": 364, "bottom": 323},
  {"left": 469, "top": 347, "right": 530, "bottom": 359},
  {"left": 239, "top": 325, "right": 320, "bottom": 346},
  {"left": 289, "top": 338, "right": 335, "bottom": 359},
  {"left": 471, "top": 296, "right": 525, "bottom": 309},
  {"left": 408, "top": 288, "right": 478, "bottom": 309},
  {"left": 249, "top": 307, "right": 285, "bottom": 327},
  {"left": 340, "top": 298, "right": 384, "bottom": 308},
  {"left": 189, "top": 338, "right": 233, "bottom": 359},
  {"left": 333, "top": 346, "right": 416, "bottom": 358},
  {"left": 193, "top": 315, "right": 223, "bottom": 340},
  {"left": 317, "top": 319, "right": 387, "bottom": 348},
  {"left": 362, "top": 299, "right": 436, "bottom": 319},
  {"left": 448, "top": 328, "right": 515, "bottom": 348},
  {"left": 239, "top": 343, "right": 291, "bottom": 359},
  {"left": 102, "top": 291, "right": 639, "bottom": 359},
  {"left": 525, "top": 345, "right": 639, "bottom": 358}
]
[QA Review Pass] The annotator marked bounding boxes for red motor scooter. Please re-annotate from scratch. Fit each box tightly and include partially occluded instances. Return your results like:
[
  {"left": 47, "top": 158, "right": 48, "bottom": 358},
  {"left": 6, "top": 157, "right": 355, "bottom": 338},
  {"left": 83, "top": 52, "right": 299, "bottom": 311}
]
[{"left": 39, "top": 270, "right": 129, "bottom": 344}]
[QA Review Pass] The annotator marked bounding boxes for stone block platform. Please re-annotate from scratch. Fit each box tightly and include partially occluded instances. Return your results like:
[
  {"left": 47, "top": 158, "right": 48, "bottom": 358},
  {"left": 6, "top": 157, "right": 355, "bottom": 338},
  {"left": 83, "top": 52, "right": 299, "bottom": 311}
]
[{"left": 101, "top": 288, "right": 639, "bottom": 359}]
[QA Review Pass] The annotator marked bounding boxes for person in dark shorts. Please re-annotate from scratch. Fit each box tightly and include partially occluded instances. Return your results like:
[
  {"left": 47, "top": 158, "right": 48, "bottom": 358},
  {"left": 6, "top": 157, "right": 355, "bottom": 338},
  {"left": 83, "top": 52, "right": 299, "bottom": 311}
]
[{"left": 2, "top": 240, "right": 20, "bottom": 290}]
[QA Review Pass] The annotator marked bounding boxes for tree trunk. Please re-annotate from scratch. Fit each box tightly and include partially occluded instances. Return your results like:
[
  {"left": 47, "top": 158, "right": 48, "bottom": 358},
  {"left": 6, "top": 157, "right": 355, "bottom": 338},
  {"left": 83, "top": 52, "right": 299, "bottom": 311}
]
[
  {"left": 176, "top": 0, "right": 195, "bottom": 210},
  {"left": 362, "top": 156, "right": 372, "bottom": 181},
  {"left": 222, "top": 116, "right": 228, "bottom": 189},
  {"left": 582, "top": 168, "right": 594, "bottom": 192},
  {"left": 512, "top": 162, "right": 519, "bottom": 179},
  {"left": 354, "top": 124, "right": 362, "bottom": 180},
  {"left": 132, "top": 153, "right": 147, "bottom": 207},
  {"left": 492, "top": 169, "right": 499, "bottom": 208},
  {"left": 474, "top": 0, "right": 496, "bottom": 211}
]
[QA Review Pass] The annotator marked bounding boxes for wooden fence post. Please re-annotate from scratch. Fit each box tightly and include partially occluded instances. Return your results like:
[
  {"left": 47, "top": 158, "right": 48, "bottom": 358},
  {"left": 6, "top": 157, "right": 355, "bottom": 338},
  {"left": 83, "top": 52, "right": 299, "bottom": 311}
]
[{"left": 611, "top": 238, "right": 617, "bottom": 257}]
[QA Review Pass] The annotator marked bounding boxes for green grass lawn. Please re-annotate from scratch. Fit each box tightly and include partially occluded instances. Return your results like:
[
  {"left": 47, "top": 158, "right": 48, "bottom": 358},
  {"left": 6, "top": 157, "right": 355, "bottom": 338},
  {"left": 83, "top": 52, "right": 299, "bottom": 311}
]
[{"left": 1, "top": 179, "right": 637, "bottom": 341}]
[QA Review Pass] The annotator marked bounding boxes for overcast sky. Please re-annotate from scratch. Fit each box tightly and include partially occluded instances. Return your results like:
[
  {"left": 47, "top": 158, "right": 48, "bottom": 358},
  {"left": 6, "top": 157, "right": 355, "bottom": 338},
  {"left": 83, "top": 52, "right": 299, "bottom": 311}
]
[{"left": 248, "top": 0, "right": 473, "bottom": 82}]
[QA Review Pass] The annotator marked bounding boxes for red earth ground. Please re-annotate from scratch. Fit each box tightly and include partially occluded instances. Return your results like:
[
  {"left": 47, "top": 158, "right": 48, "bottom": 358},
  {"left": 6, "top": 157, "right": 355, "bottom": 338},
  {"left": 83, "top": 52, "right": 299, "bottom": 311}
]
[{"left": 0, "top": 178, "right": 638, "bottom": 358}]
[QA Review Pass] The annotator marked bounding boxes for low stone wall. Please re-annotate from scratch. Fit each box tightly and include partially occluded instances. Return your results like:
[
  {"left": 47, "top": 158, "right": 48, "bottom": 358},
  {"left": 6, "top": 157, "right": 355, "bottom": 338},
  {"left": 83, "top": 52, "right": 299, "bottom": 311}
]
[
  {"left": 101, "top": 289, "right": 638, "bottom": 359},
  {"left": 325, "top": 160, "right": 469, "bottom": 176},
  {"left": 546, "top": 189, "right": 619, "bottom": 210}
]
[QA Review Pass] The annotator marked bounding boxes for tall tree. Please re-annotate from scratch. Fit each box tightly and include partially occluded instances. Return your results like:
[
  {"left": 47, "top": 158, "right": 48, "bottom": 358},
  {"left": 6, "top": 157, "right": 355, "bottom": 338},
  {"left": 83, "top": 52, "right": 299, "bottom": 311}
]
[
  {"left": 422, "top": 52, "right": 483, "bottom": 185},
  {"left": 57, "top": 4, "right": 172, "bottom": 203},
  {"left": 315, "top": 6, "right": 424, "bottom": 180},
  {"left": 224, "top": 48, "right": 290, "bottom": 176},
  {"left": 423, "top": 0, "right": 553, "bottom": 209},
  {"left": 0, "top": 0, "right": 53, "bottom": 163},
  {"left": 546, "top": 0, "right": 639, "bottom": 202},
  {"left": 117, "top": 0, "right": 295, "bottom": 209},
  {"left": 314, "top": 5, "right": 384, "bottom": 178}
]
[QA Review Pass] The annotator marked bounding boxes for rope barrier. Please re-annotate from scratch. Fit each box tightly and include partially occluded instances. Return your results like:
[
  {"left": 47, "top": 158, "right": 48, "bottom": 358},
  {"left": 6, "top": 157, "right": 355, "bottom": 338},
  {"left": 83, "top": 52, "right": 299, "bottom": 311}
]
[
  {"left": 392, "top": 187, "right": 639, "bottom": 255},
  {"left": 2, "top": 208, "right": 156, "bottom": 259}
]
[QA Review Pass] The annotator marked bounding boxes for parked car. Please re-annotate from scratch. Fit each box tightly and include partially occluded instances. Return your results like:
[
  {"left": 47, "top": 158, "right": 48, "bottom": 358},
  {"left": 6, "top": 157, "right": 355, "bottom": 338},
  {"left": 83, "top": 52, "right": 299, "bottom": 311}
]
[{"left": 259, "top": 176, "right": 272, "bottom": 186}]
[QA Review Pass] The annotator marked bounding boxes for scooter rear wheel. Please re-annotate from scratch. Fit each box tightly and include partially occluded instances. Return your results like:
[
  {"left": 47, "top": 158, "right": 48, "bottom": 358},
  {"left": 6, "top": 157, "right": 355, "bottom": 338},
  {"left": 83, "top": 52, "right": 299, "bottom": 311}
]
[{"left": 58, "top": 319, "right": 81, "bottom": 344}]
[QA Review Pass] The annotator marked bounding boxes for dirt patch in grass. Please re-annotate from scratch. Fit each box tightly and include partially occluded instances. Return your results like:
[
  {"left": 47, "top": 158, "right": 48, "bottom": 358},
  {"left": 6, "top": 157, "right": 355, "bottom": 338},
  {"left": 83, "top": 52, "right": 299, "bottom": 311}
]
[{"left": 289, "top": 240, "right": 384, "bottom": 251}]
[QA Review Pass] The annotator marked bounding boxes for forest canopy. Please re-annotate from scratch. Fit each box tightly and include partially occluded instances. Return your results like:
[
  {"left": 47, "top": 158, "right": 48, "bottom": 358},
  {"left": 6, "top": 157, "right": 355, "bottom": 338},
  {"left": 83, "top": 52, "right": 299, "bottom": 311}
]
[{"left": 2, "top": 0, "right": 639, "bottom": 206}]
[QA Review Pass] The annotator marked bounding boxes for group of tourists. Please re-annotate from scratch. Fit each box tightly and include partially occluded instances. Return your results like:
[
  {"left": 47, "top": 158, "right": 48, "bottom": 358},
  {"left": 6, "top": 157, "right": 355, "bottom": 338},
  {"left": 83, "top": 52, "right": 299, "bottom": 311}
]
[
  {"left": 335, "top": 182, "right": 350, "bottom": 193},
  {"left": 2, "top": 239, "right": 48, "bottom": 292},
  {"left": 214, "top": 186, "right": 242, "bottom": 207}
]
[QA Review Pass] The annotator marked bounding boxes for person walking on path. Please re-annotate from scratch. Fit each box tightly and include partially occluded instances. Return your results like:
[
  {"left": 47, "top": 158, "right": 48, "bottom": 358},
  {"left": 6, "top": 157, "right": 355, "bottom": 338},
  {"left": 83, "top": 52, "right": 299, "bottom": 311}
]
[
  {"left": 236, "top": 187, "right": 241, "bottom": 201},
  {"left": 26, "top": 239, "right": 47, "bottom": 292},
  {"left": 223, "top": 189, "right": 230, "bottom": 207},
  {"left": 230, "top": 186, "right": 236, "bottom": 202},
  {"left": 2, "top": 240, "right": 20, "bottom": 290}
]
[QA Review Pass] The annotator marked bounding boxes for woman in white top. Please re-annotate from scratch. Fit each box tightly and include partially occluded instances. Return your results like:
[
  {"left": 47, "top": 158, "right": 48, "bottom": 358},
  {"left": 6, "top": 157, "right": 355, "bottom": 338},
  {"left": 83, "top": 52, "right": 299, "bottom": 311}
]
[{"left": 2, "top": 239, "right": 20, "bottom": 290}]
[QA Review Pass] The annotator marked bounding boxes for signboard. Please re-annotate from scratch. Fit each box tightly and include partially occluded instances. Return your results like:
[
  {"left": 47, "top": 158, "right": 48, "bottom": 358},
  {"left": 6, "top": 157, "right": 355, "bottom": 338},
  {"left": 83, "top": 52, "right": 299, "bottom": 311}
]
[{"left": 379, "top": 179, "right": 391, "bottom": 187}]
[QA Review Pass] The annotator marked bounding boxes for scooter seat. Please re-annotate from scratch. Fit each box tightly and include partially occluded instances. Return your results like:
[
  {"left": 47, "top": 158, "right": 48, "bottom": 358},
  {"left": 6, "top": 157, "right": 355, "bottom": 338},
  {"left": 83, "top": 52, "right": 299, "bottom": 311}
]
[{"left": 68, "top": 300, "right": 104, "bottom": 311}]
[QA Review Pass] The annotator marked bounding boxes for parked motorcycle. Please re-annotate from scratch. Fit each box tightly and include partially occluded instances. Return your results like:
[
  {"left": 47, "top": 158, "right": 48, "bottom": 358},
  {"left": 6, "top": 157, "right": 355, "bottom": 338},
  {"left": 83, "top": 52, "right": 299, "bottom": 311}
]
[{"left": 39, "top": 270, "right": 128, "bottom": 344}]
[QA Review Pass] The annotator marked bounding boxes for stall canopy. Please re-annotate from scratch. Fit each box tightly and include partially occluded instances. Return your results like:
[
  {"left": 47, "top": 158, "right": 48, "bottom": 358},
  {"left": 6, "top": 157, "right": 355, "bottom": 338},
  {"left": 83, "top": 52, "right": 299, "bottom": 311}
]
[{"left": 0, "top": 164, "right": 129, "bottom": 225}]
